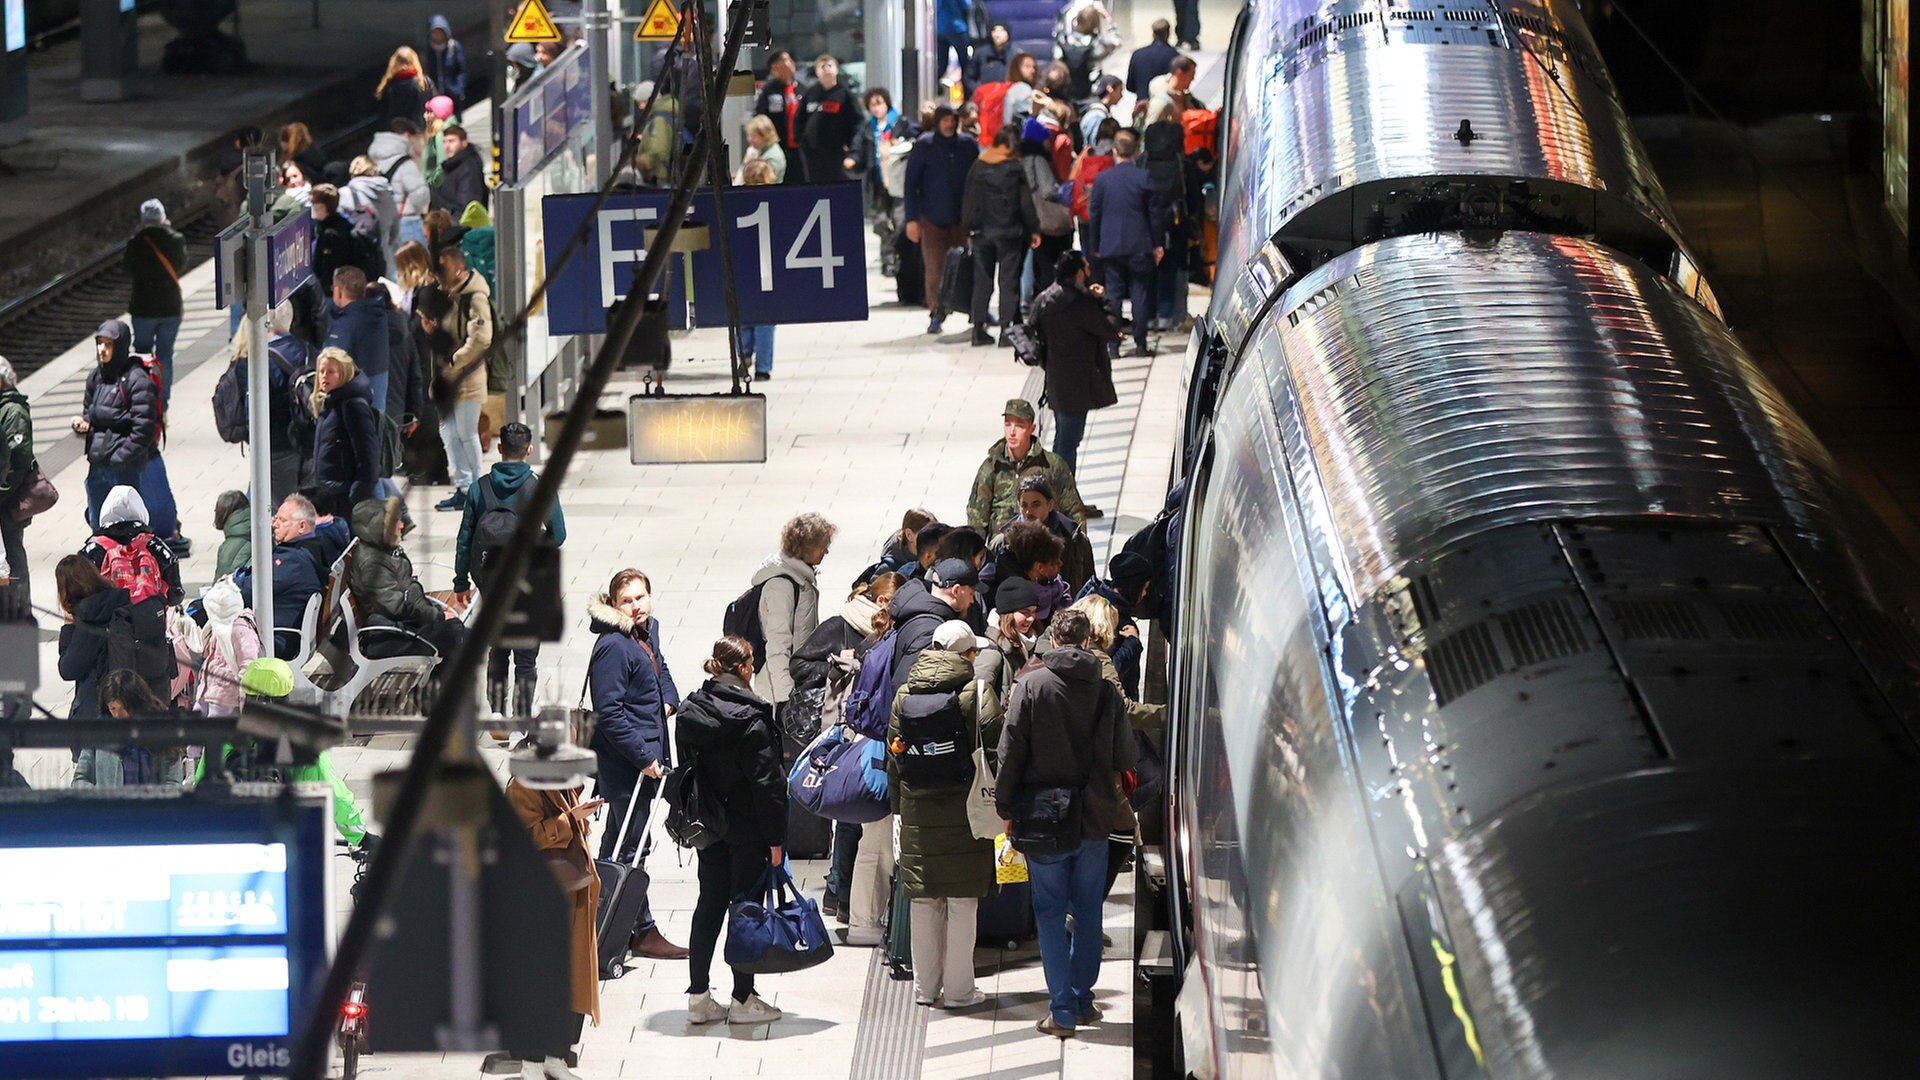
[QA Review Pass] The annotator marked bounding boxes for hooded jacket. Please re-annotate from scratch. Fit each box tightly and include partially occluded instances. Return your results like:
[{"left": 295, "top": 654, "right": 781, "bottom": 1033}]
[
  {"left": 587, "top": 596, "right": 672, "bottom": 771},
  {"left": 232, "top": 517, "right": 353, "bottom": 643},
  {"left": 904, "top": 129, "right": 979, "bottom": 226},
  {"left": 312, "top": 373, "right": 382, "bottom": 517},
  {"left": 341, "top": 174, "right": 401, "bottom": 261},
  {"left": 451, "top": 460, "right": 568, "bottom": 593},
  {"left": 424, "top": 15, "right": 467, "bottom": 103},
  {"left": 125, "top": 224, "right": 187, "bottom": 318},
  {"left": 887, "top": 582, "right": 966, "bottom": 699},
  {"left": 82, "top": 321, "right": 159, "bottom": 469},
  {"left": 444, "top": 269, "right": 493, "bottom": 403},
  {"left": 993, "top": 644, "right": 1134, "bottom": 840},
  {"left": 367, "top": 131, "right": 430, "bottom": 217},
  {"left": 962, "top": 143, "right": 1039, "bottom": 242},
  {"left": 430, "top": 143, "right": 489, "bottom": 217},
  {"left": 0, "top": 387, "right": 33, "bottom": 494},
  {"left": 325, "top": 292, "right": 392, "bottom": 378},
  {"left": 1031, "top": 278, "right": 1119, "bottom": 416},
  {"left": 346, "top": 498, "right": 442, "bottom": 631},
  {"left": 967, "top": 437, "right": 1087, "bottom": 534},
  {"left": 790, "top": 592, "right": 881, "bottom": 692},
  {"left": 216, "top": 507, "right": 252, "bottom": 580},
  {"left": 81, "top": 487, "right": 183, "bottom": 605},
  {"left": 196, "top": 582, "right": 261, "bottom": 715},
  {"left": 58, "top": 586, "right": 132, "bottom": 721},
  {"left": 889, "top": 648, "right": 1000, "bottom": 898},
  {"left": 749, "top": 554, "right": 820, "bottom": 704},
  {"left": 676, "top": 674, "right": 787, "bottom": 846}
]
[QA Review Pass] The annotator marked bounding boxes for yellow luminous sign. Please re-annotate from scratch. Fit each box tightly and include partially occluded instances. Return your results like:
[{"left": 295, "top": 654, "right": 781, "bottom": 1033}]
[{"left": 628, "top": 393, "right": 767, "bottom": 464}]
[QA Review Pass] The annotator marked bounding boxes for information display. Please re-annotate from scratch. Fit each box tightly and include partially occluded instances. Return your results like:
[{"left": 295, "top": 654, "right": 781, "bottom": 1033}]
[{"left": 0, "top": 797, "right": 330, "bottom": 1079}]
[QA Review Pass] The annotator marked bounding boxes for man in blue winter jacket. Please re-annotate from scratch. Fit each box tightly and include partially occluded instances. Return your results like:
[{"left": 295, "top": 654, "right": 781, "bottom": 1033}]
[
  {"left": 1088, "top": 129, "right": 1169, "bottom": 357},
  {"left": 231, "top": 494, "right": 352, "bottom": 659},
  {"left": 323, "top": 267, "right": 392, "bottom": 411},
  {"left": 904, "top": 105, "right": 979, "bottom": 334},
  {"left": 588, "top": 566, "right": 688, "bottom": 961}
]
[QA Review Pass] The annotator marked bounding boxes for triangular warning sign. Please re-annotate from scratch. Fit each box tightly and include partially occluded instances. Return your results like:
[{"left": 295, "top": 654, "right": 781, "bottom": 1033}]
[
  {"left": 634, "top": 0, "right": 681, "bottom": 41},
  {"left": 505, "top": 0, "right": 562, "bottom": 43}
]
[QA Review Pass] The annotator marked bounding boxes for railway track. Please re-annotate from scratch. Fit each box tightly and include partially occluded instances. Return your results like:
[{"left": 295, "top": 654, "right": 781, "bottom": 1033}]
[{"left": 0, "top": 117, "right": 376, "bottom": 376}]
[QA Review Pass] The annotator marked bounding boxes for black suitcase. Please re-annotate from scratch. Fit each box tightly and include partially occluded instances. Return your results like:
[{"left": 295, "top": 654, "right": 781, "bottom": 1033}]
[
  {"left": 781, "top": 731, "right": 834, "bottom": 859},
  {"left": 593, "top": 786, "right": 655, "bottom": 979},
  {"left": 893, "top": 234, "right": 924, "bottom": 307},
  {"left": 885, "top": 871, "right": 913, "bottom": 979},
  {"left": 938, "top": 243, "right": 973, "bottom": 318},
  {"left": 976, "top": 879, "right": 1036, "bottom": 950}
]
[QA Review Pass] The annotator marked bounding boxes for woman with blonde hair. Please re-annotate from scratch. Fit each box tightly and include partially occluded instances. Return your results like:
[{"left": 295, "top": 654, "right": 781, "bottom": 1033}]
[
  {"left": 390, "top": 240, "right": 435, "bottom": 312},
  {"left": 739, "top": 114, "right": 787, "bottom": 182},
  {"left": 278, "top": 122, "right": 322, "bottom": 179},
  {"left": 376, "top": 45, "right": 436, "bottom": 128},
  {"left": 309, "top": 348, "right": 380, "bottom": 517}
]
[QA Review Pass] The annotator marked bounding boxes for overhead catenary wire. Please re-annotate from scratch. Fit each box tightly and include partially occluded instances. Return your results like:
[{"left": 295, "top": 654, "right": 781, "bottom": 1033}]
[{"left": 286, "top": 3, "right": 753, "bottom": 1076}]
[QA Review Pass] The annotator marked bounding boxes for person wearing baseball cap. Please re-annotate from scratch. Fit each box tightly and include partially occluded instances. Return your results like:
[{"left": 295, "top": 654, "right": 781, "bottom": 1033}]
[
  {"left": 452, "top": 418, "right": 568, "bottom": 720},
  {"left": 891, "top": 616, "right": 1002, "bottom": 1009},
  {"left": 966, "top": 398, "right": 1095, "bottom": 534}
]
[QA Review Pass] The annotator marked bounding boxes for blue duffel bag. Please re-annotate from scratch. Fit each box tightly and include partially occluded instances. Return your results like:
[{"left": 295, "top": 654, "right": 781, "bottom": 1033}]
[
  {"left": 787, "top": 725, "right": 891, "bottom": 823},
  {"left": 724, "top": 864, "right": 835, "bottom": 975}
]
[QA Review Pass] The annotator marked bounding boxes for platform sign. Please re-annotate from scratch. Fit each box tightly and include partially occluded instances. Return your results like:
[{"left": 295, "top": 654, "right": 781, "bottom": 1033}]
[
  {"left": 634, "top": 0, "right": 681, "bottom": 41},
  {"left": 542, "top": 183, "right": 868, "bottom": 334},
  {"left": 505, "top": 0, "right": 562, "bottom": 43},
  {"left": 212, "top": 220, "right": 246, "bottom": 312},
  {"left": 3, "top": 0, "right": 22, "bottom": 53},
  {"left": 0, "top": 796, "right": 331, "bottom": 1080},
  {"left": 265, "top": 209, "right": 312, "bottom": 307},
  {"left": 629, "top": 393, "right": 767, "bottom": 464}
]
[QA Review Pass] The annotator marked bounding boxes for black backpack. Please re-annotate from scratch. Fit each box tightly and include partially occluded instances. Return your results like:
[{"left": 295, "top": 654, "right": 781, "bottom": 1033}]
[
  {"left": 211, "top": 342, "right": 301, "bottom": 444},
  {"left": 721, "top": 574, "right": 797, "bottom": 670},
  {"left": 1121, "top": 504, "right": 1177, "bottom": 620},
  {"left": 892, "top": 688, "right": 974, "bottom": 789},
  {"left": 662, "top": 762, "right": 728, "bottom": 849},
  {"left": 472, "top": 476, "right": 543, "bottom": 569}
]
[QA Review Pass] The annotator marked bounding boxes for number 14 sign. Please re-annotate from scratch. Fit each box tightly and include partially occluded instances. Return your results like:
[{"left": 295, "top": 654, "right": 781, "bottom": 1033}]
[{"left": 541, "top": 183, "right": 869, "bottom": 335}]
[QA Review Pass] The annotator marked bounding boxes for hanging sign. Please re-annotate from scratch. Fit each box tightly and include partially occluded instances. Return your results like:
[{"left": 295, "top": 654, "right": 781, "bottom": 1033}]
[
  {"left": 505, "top": 0, "right": 563, "bottom": 43},
  {"left": 634, "top": 0, "right": 681, "bottom": 41}
]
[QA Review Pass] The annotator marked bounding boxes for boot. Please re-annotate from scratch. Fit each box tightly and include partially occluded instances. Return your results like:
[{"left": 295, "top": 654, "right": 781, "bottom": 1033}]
[
  {"left": 631, "top": 926, "right": 690, "bottom": 960},
  {"left": 514, "top": 678, "right": 538, "bottom": 722},
  {"left": 487, "top": 678, "right": 509, "bottom": 720}
]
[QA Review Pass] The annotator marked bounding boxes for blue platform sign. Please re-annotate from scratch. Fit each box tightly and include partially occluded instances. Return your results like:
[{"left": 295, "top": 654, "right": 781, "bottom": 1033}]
[
  {"left": 542, "top": 183, "right": 869, "bottom": 335},
  {"left": 266, "top": 210, "right": 313, "bottom": 307}
]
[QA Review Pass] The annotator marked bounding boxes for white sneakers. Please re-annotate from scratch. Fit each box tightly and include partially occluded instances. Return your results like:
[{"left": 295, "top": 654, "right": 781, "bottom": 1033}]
[
  {"left": 686, "top": 991, "right": 731, "bottom": 1025},
  {"left": 843, "top": 926, "right": 884, "bottom": 946},
  {"left": 939, "top": 989, "right": 988, "bottom": 1009},
  {"left": 688, "top": 990, "right": 784, "bottom": 1026},
  {"left": 518, "top": 1058, "right": 580, "bottom": 1080},
  {"left": 728, "top": 993, "right": 784, "bottom": 1025}
]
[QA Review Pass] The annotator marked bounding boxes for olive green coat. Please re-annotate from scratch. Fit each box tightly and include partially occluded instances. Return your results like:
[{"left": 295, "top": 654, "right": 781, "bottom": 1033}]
[{"left": 889, "top": 649, "right": 1003, "bottom": 899}]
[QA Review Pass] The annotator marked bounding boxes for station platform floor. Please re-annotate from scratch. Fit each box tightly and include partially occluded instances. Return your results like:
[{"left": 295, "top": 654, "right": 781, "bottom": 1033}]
[
  {"left": 0, "top": 0, "right": 486, "bottom": 300},
  {"left": 11, "top": 209, "right": 1189, "bottom": 1075}
]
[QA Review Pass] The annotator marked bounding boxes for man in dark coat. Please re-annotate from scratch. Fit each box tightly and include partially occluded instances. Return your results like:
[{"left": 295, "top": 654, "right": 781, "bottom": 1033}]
[
  {"left": 308, "top": 185, "right": 365, "bottom": 291},
  {"left": 1126, "top": 19, "right": 1180, "bottom": 101},
  {"left": 125, "top": 199, "right": 186, "bottom": 401},
  {"left": 753, "top": 50, "right": 802, "bottom": 163},
  {"left": 430, "top": 124, "right": 489, "bottom": 216},
  {"left": 967, "top": 24, "right": 1012, "bottom": 89},
  {"left": 232, "top": 494, "right": 352, "bottom": 659},
  {"left": 424, "top": 15, "right": 467, "bottom": 104},
  {"left": 323, "top": 267, "right": 392, "bottom": 410},
  {"left": 961, "top": 126, "right": 1040, "bottom": 347},
  {"left": 1088, "top": 130, "right": 1169, "bottom": 357},
  {"left": 1029, "top": 251, "right": 1119, "bottom": 470},
  {"left": 796, "top": 55, "right": 860, "bottom": 184},
  {"left": 587, "top": 568, "right": 689, "bottom": 961},
  {"left": 74, "top": 320, "right": 159, "bottom": 529},
  {"left": 904, "top": 106, "right": 979, "bottom": 334},
  {"left": 888, "top": 558, "right": 977, "bottom": 698}
]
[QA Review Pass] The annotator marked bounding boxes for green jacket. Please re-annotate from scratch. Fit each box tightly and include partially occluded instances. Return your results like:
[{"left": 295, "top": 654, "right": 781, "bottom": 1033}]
[
  {"left": 888, "top": 649, "right": 1002, "bottom": 899},
  {"left": 189, "top": 745, "right": 368, "bottom": 843},
  {"left": 966, "top": 438, "right": 1087, "bottom": 534},
  {"left": 0, "top": 390, "right": 32, "bottom": 494},
  {"left": 347, "top": 499, "right": 443, "bottom": 630},
  {"left": 216, "top": 509, "right": 252, "bottom": 580}
]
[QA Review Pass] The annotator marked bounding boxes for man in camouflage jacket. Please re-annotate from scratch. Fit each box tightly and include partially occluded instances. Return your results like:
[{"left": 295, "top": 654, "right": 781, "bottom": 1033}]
[{"left": 967, "top": 399, "right": 1089, "bottom": 534}]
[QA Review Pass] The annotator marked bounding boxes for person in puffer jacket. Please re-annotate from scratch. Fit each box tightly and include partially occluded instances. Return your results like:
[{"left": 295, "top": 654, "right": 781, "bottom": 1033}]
[
  {"left": 960, "top": 126, "right": 1040, "bottom": 346},
  {"left": 343, "top": 157, "right": 402, "bottom": 275},
  {"left": 195, "top": 579, "right": 260, "bottom": 717},
  {"left": 368, "top": 124, "right": 430, "bottom": 246},
  {"left": 345, "top": 496, "right": 465, "bottom": 659},
  {"left": 889, "top": 620, "right": 1001, "bottom": 1008},
  {"left": 75, "top": 320, "right": 159, "bottom": 529}
]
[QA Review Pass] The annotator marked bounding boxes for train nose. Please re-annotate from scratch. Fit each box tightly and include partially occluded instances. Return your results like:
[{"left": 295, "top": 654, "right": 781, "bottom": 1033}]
[{"left": 1431, "top": 765, "right": 1920, "bottom": 1079}]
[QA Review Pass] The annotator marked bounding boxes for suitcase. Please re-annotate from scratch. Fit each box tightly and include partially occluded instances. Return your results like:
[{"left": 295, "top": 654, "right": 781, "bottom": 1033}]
[
  {"left": 885, "top": 870, "right": 913, "bottom": 980},
  {"left": 893, "top": 234, "right": 924, "bottom": 307},
  {"left": 782, "top": 731, "right": 835, "bottom": 859},
  {"left": 975, "top": 880, "right": 1036, "bottom": 950},
  {"left": 938, "top": 243, "right": 973, "bottom": 319},
  {"left": 593, "top": 784, "right": 659, "bottom": 979}
]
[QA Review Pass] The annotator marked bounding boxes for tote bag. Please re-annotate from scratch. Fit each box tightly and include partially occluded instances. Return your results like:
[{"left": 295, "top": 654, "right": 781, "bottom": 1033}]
[{"left": 724, "top": 863, "right": 835, "bottom": 974}]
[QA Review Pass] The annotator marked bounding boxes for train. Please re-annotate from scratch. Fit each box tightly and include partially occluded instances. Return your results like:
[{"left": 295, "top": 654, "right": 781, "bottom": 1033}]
[{"left": 1161, "top": 1, "right": 1920, "bottom": 1076}]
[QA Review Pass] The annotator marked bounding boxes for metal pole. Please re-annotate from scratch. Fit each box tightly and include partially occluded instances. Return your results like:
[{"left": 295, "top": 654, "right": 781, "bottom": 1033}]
[
  {"left": 243, "top": 150, "right": 275, "bottom": 651},
  {"left": 491, "top": 0, "right": 510, "bottom": 187},
  {"left": 586, "top": 0, "right": 613, "bottom": 179}
]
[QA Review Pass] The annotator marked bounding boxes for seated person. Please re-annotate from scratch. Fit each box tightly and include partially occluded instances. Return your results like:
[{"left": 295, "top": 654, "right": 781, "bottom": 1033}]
[
  {"left": 346, "top": 496, "right": 466, "bottom": 659},
  {"left": 232, "top": 494, "right": 353, "bottom": 659},
  {"left": 978, "top": 521, "right": 1073, "bottom": 626}
]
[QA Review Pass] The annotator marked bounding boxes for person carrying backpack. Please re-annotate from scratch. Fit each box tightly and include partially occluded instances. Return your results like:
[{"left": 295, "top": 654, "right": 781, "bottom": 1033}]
[
  {"left": 452, "top": 422, "right": 566, "bottom": 719},
  {"left": 80, "top": 486, "right": 182, "bottom": 608},
  {"left": 75, "top": 321, "right": 161, "bottom": 532},
  {"left": 732, "top": 514, "right": 836, "bottom": 712},
  {"left": 889, "top": 619, "right": 1001, "bottom": 1008}
]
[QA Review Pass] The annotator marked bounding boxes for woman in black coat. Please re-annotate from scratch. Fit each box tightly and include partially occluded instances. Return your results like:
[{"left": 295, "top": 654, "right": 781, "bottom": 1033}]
[
  {"left": 1029, "top": 251, "right": 1120, "bottom": 472},
  {"left": 56, "top": 555, "right": 133, "bottom": 786},
  {"left": 310, "top": 347, "right": 382, "bottom": 518},
  {"left": 375, "top": 47, "right": 436, "bottom": 129},
  {"left": 676, "top": 635, "right": 790, "bottom": 1027}
]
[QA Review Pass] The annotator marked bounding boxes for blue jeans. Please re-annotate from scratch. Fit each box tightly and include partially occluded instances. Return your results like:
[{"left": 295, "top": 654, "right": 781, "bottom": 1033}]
[
  {"left": 827, "top": 819, "right": 860, "bottom": 899},
  {"left": 84, "top": 462, "right": 144, "bottom": 529},
  {"left": 1052, "top": 410, "right": 1088, "bottom": 473},
  {"left": 130, "top": 316, "right": 180, "bottom": 404},
  {"left": 736, "top": 325, "right": 775, "bottom": 375},
  {"left": 1026, "top": 837, "right": 1108, "bottom": 1028},
  {"left": 399, "top": 216, "right": 427, "bottom": 248},
  {"left": 438, "top": 399, "right": 483, "bottom": 492},
  {"left": 365, "top": 371, "right": 390, "bottom": 420},
  {"left": 138, "top": 453, "right": 180, "bottom": 538},
  {"left": 1156, "top": 255, "right": 1189, "bottom": 323}
]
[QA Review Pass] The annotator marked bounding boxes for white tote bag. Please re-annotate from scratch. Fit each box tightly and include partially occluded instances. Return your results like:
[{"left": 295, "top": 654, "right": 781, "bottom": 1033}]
[{"left": 965, "top": 682, "right": 1001, "bottom": 840}]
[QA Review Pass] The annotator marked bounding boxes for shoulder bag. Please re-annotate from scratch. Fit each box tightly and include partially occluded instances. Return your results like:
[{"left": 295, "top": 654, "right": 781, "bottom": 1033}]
[{"left": 724, "top": 863, "right": 835, "bottom": 974}]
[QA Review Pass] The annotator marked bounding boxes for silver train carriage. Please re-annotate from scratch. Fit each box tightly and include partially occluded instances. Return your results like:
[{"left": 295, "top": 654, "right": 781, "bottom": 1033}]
[{"left": 1164, "top": 2, "right": 1920, "bottom": 1078}]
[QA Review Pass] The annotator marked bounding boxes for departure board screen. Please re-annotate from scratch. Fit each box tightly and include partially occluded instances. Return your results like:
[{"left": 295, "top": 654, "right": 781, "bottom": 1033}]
[{"left": 0, "top": 797, "right": 330, "bottom": 1079}]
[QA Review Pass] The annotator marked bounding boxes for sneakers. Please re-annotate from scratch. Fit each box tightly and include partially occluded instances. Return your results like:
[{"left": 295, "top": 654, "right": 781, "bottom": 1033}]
[
  {"left": 686, "top": 991, "right": 730, "bottom": 1025},
  {"left": 755, "top": 370, "right": 773, "bottom": 380},
  {"left": 434, "top": 490, "right": 466, "bottom": 512},
  {"left": 728, "top": 993, "right": 783, "bottom": 1025},
  {"left": 939, "top": 989, "right": 988, "bottom": 1009},
  {"left": 520, "top": 1058, "right": 580, "bottom": 1079},
  {"left": 842, "top": 925, "right": 883, "bottom": 946},
  {"left": 1082, "top": 504, "right": 1105, "bottom": 520},
  {"left": 927, "top": 315, "right": 945, "bottom": 334},
  {"left": 1037, "top": 1016, "right": 1075, "bottom": 1038},
  {"left": 970, "top": 327, "right": 993, "bottom": 347}
]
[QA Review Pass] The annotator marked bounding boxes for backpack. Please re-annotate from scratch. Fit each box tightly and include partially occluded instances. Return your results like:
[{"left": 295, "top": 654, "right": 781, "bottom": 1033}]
[
  {"left": 1071, "top": 152, "right": 1114, "bottom": 221},
  {"left": 1023, "top": 154, "right": 1074, "bottom": 237},
  {"left": 890, "top": 688, "right": 974, "bottom": 788},
  {"left": 841, "top": 627, "right": 902, "bottom": 740},
  {"left": 881, "top": 138, "right": 912, "bottom": 199},
  {"left": 96, "top": 533, "right": 167, "bottom": 605},
  {"left": 106, "top": 595, "right": 178, "bottom": 699},
  {"left": 1181, "top": 108, "right": 1219, "bottom": 156},
  {"left": 973, "top": 82, "right": 1011, "bottom": 143},
  {"left": 663, "top": 760, "right": 728, "bottom": 849},
  {"left": 722, "top": 574, "right": 798, "bottom": 670},
  {"left": 287, "top": 369, "right": 319, "bottom": 451},
  {"left": 1121, "top": 503, "right": 1177, "bottom": 620},
  {"left": 472, "top": 476, "right": 543, "bottom": 570},
  {"left": 211, "top": 355, "right": 249, "bottom": 443},
  {"left": 129, "top": 353, "right": 167, "bottom": 438},
  {"left": 345, "top": 204, "right": 384, "bottom": 269}
]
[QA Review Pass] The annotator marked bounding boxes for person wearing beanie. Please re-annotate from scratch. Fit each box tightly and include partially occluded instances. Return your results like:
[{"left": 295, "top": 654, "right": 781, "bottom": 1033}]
[
  {"left": 124, "top": 199, "right": 187, "bottom": 401},
  {"left": 978, "top": 574, "right": 1042, "bottom": 703}
]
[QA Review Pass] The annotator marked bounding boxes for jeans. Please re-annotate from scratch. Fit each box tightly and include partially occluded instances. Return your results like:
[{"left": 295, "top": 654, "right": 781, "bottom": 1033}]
[
  {"left": 399, "top": 216, "right": 427, "bottom": 248},
  {"left": 908, "top": 897, "right": 979, "bottom": 1004},
  {"left": 736, "top": 325, "right": 775, "bottom": 375},
  {"left": 597, "top": 762, "right": 661, "bottom": 937},
  {"left": 1173, "top": 0, "right": 1201, "bottom": 43},
  {"left": 85, "top": 462, "right": 144, "bottom": 530},
  {"left": 936, "top": 31, "right": 971, "bottom": 74},
  {"left": 130, "top": 316, "right": 180, "bottom": 405},
  {"left": 1026, "top": 837, "right": 1109, "bottom": 1027},
  {"left": 137, "top": 453, "right": 179, "bottom": 538},
  {"left": 364, "top": 371, "right": 390, "bottom": 424},
  {"left": 1156, "top": 254, "right": 1189, "bottom": 323},
  {"left": 438, "top": 399, "right": 483, "bottom": 492},
  {"left": 971, "top": 236, "right": 1025, "bottom": 329},
  {"left": 688, "top": 838, "right": 771, "bottom": 1002},
  {"left": 1052, "top": 410, "right": 1088, "bottom": 473},
  {"left": 827, "top": 819, "right": 861, "bottom": 900},
  {"left": 1105, "top": 254, "right": 1157, "bottom": 350}
]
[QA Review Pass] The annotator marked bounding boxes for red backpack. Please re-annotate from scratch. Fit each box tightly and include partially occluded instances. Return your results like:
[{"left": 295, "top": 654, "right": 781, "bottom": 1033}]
[
  {"left": 1071, "top": 151, "right": 1115, "bottom": 221},
  {"left": 96, "top": 533, "right": 166, "bottom": 605},
  {"left": 973, "top": 82, "right": 1011, "bottom": 143},
  {"left": 130, "top": 352, "right": 167, "bottom": 438}
]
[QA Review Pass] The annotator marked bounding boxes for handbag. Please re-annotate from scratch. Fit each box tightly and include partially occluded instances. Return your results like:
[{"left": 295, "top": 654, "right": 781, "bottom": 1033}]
[
  {"left": 993, "top": 832, "right": 1029, "bottom": 884},
  {"left": 787, "top": 725, "right": 891, "bottom": 823},
  {"left": 724, "top": 863, "right": 836, "bottom": 974},
  {"left": 966, "top": 746, "right": 1001, "bottom": 840},
  {"left": 563, "top": 675, "right": 595, "bottom": 749},
  {"left": 7, "top": 462, "right": 58, "bottom": 522},
  {"left": 662, "top": 761, "right": 729, "bottom": 849},
  {"left": 779, "top": 685, "right": 825, "bottom": 744},
  {"left": 1007, "top": 781, "right": 1084, "bottom": 855}
]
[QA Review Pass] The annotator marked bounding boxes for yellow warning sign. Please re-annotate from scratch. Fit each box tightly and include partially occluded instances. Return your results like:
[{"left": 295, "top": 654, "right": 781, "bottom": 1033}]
[
  {"left": 505, "top": 0, "right": 562, "bottom": 43},
  {"left": 634, "top": 0, "right": 681, "bottom": 41}
]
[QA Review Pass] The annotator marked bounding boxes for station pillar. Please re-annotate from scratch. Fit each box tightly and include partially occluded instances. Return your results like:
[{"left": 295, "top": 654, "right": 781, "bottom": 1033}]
[{"left": 80, "top": 0, "right": 137, "bottom": 102}]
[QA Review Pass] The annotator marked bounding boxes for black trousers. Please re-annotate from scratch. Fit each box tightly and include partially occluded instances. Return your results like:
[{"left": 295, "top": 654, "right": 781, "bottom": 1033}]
[
  {"left": 507, "top": 1008, "right": 584, "bottom": 1062},
  {"left": 1106, "top": 253, "right": 1157, "bottom": 348},
  {"left": 597, "top": 759, "right": 660, "bottom": 937},
  {"left": 1173, "top": 0, "right": 1201, "bottom": 44},
  {"left": 487, "top": 645, "right": 539, "bottom": 688},
  {"left": 688, "top": 838, "right": 772, "bottom": 1001},
  {"left": 0, "top": 514, "right": 27, "bottom": 613},
  {"left": 972, "top": 236, "right": 1026, "bottom": 329}
]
